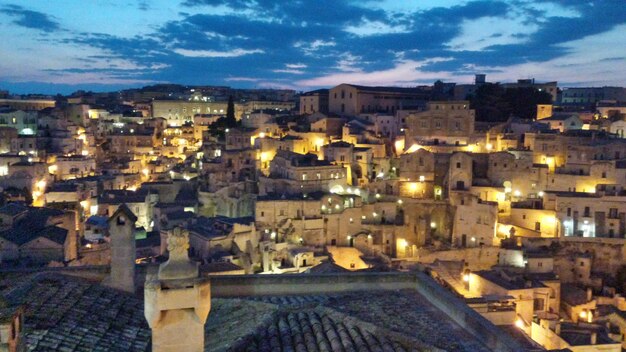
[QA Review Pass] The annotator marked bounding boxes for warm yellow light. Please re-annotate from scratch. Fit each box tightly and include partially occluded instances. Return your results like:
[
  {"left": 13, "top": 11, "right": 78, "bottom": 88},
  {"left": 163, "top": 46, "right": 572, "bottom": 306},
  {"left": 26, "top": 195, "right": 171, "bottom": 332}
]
[
  {"left": 515, "top": 319, "right": 524, "bottom": 329},
  {"left": 81, "top": 150, "right": 89, "bottom": 156},
  {"left": 315, "top": 138, "right": 325, "bottom": 147},
  {"left": 579, "top": 310, "right": 587, "bottom": 319},
  {"left": 259, "top": 132, "right": 266, "bottom": 138},
  {"left": 397, "top": 199, "right": 403, "bottom": 205},
  {"left": 80, "top": 200, "right": 89, "bottom": 208},
  {"left": 48, "top": 165, "right": 57, "bottom": 174},
  {"left": 486, "top": 143, "right": 493, "bottom": 151},
  {"left": 394, "top": 140, "right": 404, "bottom": 152},
  {"left": 430, "top": 222, "right": 437, "bottom": 229},
  {"left": 409, "top": 183, "right": 418, "bottom": 191},
  {"left": 463, "top": 274, "right": 470, "bottom": 282},
  {"left": 419, "top": 175, "right": 425, "bottom": 182},
  {"left": 142, "top": 168, "right": 150, "bottom": 176},
  {"left": 399, "top": 239, "right": 408, "bottom": 247},
  {"left": 405, "top": 143, "right": 421, "bottom": 154},
  {"left": 36, "top": 180, "right": 46, "bottom": 190}
]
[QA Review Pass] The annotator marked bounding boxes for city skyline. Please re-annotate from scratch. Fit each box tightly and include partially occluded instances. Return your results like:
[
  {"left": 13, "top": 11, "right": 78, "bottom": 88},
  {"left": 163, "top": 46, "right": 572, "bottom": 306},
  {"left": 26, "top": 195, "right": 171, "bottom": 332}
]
[{"left": 1, "top": 0, "right": 625, "bottom": 95}]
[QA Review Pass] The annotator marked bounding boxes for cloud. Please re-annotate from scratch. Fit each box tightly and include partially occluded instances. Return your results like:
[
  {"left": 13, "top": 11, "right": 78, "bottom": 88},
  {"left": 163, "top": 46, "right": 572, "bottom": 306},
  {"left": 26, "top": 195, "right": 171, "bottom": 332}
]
[
  {"left": 1, "top": 4, "right": 60, "bottom": 32},
  {"left": 344, "top": 18, "right": 410, "bottom": 37},
  {"left": 272, "top": 69, "right": 304, "bottom": 74},
  {"left": 447, "top": 16, "right": 539, "bottom": 51},
  {"left": 1, "top": 0, "right": 626, "bottom": 93},
  {"left": 297, "top": 57, "right": 458, "bottom": 87},
  {"left": 224, "top": 76, "right": 260, "bottom": 82},
  {"left": 286, "top": 63, "right": 307, "bottom": 69},
  {"left": 172, "top": 48, "right": 264, "bottom": 58},
  {"left": 470, "top": 24, "right": 626, "bottom": 86},
  {"left": 294, "top": 39, "right": 337, "bottom": 55}
]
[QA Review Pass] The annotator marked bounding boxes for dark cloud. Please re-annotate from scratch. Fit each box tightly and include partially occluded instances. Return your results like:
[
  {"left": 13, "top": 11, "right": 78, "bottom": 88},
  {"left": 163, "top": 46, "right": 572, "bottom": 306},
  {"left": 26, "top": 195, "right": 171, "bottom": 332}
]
[
  {"left": 3, "top": 0, "right": 626, "bottom": 93},
  {"left": 1, "top": 4, "right": 60, "bottom": 32}
]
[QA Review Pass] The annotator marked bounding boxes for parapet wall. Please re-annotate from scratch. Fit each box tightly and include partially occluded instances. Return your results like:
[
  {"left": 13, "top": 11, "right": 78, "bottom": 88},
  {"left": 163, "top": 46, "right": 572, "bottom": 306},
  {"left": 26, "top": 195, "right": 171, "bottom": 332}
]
[
  {"left": 211, "top": 272, "right": 418, "bottom": 296},
  {"left": 211, "top": 271, "right": 526, "bottom": 352}
]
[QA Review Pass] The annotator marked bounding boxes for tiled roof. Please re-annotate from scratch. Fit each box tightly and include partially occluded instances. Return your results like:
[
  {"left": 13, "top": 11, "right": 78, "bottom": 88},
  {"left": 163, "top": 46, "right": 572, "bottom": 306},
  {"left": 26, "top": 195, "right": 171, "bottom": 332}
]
[
  {"left": 0, "top": 274, "right": 150, "bottom": 352},
  {"left": 0, "top": 203, "right": 28, "bottom": 216},
  {"left": 0, "top": 274, "right": 495, "bottom": 352}
]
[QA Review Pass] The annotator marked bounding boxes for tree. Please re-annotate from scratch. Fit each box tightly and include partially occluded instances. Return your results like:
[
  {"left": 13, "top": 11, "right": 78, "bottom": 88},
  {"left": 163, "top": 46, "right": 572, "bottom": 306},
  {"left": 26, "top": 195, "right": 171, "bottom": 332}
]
[
  {"left": 225, "top": 95, "right": 236, "bottom": 127},
  {"left": 468, "top": 83, "right": 553, "bottom": 122}
]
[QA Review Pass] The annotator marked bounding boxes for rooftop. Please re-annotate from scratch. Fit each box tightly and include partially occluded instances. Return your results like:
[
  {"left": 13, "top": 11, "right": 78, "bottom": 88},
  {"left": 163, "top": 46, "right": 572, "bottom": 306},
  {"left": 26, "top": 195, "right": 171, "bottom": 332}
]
[{"left": 0, "top": 273, "right": 499, "bottom": 352}]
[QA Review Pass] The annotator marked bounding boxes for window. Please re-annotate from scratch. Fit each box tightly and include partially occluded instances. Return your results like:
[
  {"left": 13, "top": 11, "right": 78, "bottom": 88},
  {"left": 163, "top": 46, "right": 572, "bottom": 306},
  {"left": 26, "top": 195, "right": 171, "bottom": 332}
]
[
  {"left": 610, "top": 208, "right": 618, "bottom": 218},
  {"left": 580, "top": 261, "right": 585, "bottom": 267},
  {"left": 533, "top": 298, "right": 545, "bottom": 311},
  {"left": 567, "top": 208, "right": 572, "bottom": 217},
  {"left": 584, "top": 206, "right": 590, "bottom": 217},
  {"left": 456, "top": 162, "right": 461, "bottom": 168},
  {"left": 260, "top": 211, "right": 264, "bottom": 217},
  {"left": 535, "top": 222, "right": 541, "bottom": 231}
]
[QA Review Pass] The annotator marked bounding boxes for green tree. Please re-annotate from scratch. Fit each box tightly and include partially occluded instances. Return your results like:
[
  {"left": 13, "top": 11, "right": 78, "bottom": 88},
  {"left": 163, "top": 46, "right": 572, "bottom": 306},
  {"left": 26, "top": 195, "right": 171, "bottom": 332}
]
[
  {"left": 468, "top": 84, "right": 552, "bottom": 122},
  {"left": 225, "top": 95, "right": 236, "bottom": 127}
]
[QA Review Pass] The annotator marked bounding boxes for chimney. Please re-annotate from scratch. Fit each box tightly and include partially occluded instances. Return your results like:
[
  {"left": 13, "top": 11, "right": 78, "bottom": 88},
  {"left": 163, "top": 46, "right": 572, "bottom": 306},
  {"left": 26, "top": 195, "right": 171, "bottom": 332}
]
[
  {"left": 104, "top": 204, "right": 137, "bottom": 293},
  {"left": 590, "top": 331, "right": 597, "bottom": 345},
  {"left": 587, "top": 287, "right": 593, "bottom": 302},
  {"left": 145, "top": 227, "right": 211, "bottom": 352},
  {"left": 555, "top": 323, "right": 561, "bottom": 335}
]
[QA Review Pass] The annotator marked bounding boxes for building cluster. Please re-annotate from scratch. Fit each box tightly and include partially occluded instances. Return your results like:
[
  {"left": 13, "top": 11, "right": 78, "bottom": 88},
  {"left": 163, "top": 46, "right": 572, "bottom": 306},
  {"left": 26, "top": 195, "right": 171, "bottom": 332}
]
[{"left": 2, "top": 77, "right": 626, "bottom": 350}]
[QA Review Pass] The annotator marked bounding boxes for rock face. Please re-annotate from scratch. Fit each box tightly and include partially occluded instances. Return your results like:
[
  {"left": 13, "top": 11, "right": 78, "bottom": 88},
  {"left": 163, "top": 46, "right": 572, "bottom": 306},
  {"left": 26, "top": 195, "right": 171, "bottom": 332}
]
[{"left": 144, "top": 227, "right": 211, "bottom": 352}]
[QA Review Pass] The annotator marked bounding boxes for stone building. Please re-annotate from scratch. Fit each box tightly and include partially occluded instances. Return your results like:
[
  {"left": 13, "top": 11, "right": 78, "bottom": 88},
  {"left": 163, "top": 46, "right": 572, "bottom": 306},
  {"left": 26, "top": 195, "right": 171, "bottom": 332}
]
[
  {"left": 405, "top": 101, "right": 475, "bottom": 146},
  {"left": 329, "top": 83, "right": 428, "bottom": 116},
  {"left": 299, "top": 89, "right": 329, "bottom": 115}
]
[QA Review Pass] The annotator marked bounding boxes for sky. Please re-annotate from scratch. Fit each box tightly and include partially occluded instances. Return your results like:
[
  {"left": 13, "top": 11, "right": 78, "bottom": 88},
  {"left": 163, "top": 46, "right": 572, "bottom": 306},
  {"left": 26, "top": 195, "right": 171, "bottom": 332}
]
[{"left": 1, "top": 0, "right": 625, "bottom": 95}]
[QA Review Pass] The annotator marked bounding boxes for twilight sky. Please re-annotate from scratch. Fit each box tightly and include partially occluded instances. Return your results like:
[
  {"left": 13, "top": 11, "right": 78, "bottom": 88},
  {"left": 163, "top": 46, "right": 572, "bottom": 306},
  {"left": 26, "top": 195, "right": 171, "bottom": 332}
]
[{"left": 1, "top": 0, "right": 625, "bottom": 95}]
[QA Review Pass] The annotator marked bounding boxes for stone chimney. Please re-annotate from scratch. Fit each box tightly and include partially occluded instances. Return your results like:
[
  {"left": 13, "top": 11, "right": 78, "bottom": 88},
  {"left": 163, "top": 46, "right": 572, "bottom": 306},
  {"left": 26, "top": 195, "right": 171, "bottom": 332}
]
[
  {"left": 104, "top": 204, "right": 137, "bottom": 293},
  {"left": 144, "top": 227, "right": 211, "bottom": 352},
  {"left": 590, "top": 331, "right": 597, "bottom": 345}
]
